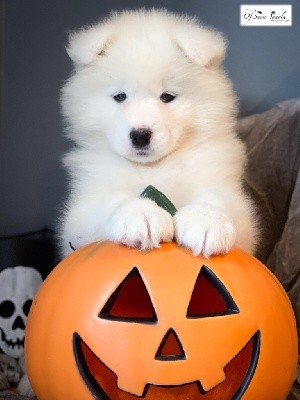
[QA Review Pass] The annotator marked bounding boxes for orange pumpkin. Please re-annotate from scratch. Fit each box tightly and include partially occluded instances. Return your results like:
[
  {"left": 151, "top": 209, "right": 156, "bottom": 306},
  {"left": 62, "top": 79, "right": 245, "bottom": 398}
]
[{"left": 25, "top": 242, "right": 297, "bottom": 400}]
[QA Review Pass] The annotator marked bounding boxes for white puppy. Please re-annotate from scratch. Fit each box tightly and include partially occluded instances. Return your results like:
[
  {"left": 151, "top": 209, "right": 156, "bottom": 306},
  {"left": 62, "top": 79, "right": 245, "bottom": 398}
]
[{"left": 59, "top": 9, "right": 258, "bottom": 258}]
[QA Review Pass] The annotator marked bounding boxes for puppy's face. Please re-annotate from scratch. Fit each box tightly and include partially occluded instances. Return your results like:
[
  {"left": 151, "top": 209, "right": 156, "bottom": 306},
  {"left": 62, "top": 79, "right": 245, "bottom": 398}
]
[
  {"left": 61, "top": 10, "right": 236, "bottom": 164},
  {"left": 100, "top": 83, "right": 188, "bottom": 164},
  {"left": 89, "top": 52, "right": 199, "bottom": 164}
]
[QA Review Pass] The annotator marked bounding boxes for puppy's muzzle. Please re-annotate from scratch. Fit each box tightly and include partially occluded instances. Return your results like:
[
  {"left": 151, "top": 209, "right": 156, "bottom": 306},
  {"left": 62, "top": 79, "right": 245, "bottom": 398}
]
[{"left": 130, "top": 129, "right": 152, "bottom": 149}]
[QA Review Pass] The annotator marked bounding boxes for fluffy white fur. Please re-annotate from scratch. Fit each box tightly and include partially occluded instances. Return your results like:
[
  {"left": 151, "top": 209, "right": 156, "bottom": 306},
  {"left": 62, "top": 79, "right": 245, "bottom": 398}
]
[{"left": 59, "top": 9, "right": 258, "bottom": 258}]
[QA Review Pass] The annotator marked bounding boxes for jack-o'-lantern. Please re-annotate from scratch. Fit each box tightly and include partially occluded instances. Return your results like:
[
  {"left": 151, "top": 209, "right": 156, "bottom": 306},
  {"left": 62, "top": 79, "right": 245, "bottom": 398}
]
[{"left": 25, "top": 242, "right": 297, "bottom": 400}]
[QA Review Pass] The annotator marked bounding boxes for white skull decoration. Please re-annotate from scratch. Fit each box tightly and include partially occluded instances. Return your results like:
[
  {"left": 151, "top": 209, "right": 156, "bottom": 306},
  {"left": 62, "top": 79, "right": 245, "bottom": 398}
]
[{"left": 0, "top": 266, "right": 42, "bottom": 358}]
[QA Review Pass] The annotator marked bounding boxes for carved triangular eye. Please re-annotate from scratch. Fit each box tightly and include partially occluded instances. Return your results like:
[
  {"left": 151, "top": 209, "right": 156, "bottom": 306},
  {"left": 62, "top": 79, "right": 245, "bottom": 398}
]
[
  {"left": 99, "top": 267, "right": 157, "bottom": 323},
  {"left": 187, "top": 266, "right": 239, "bottom": 318}
]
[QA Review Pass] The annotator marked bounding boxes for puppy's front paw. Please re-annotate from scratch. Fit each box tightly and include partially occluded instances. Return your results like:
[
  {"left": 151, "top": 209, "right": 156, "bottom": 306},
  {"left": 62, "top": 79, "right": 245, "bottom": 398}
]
[
  {"left": 174, "top": 204, "right": 236, "bottom": 257},
  {"left": 108, "top": 198, "right": 174, "bottom": 250}
]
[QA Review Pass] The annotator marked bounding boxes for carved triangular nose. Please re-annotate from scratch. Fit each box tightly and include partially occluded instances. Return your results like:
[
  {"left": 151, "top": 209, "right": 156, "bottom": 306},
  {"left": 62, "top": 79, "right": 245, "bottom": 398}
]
[{"left": 155, "top": 328, "right": 186, "bottom": 361}]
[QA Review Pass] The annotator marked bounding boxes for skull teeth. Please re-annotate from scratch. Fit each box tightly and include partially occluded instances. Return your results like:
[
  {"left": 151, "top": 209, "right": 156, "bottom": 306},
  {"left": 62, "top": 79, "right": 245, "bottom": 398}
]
[{"left": 0, "top": 328, "right": 24, "bottom": 348}]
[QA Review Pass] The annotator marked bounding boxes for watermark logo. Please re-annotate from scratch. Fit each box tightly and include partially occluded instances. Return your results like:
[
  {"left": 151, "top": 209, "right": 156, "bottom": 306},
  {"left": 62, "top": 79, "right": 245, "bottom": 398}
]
[{"left": 241, "top": 5, "right": 292, "bottom": 26}]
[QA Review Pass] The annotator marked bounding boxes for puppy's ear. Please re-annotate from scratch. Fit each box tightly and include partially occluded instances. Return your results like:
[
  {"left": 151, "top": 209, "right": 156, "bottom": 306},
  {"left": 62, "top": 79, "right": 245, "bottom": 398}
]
[
  {"left": 66, "top": 21, "right": 114, "bottom": 67},
  {"left": 174, "top": 22, "right": 227, "bottom": 68}
]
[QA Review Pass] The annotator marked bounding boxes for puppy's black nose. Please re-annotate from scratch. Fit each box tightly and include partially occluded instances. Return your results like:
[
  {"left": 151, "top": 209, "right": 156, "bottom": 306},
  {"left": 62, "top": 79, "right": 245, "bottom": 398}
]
[{"left": 130, "top": 129, "right": 152, "bottom": 148}]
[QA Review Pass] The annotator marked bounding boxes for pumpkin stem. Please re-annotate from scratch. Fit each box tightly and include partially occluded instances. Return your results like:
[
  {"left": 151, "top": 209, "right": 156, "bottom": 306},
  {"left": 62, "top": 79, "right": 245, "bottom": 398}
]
[{"left": 140, "top": 185, "right": 177, "bottom": 216}]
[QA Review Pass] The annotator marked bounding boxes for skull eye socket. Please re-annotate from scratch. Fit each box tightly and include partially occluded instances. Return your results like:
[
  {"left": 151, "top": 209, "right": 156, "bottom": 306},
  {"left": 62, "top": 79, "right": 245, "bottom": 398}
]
[
  {"left": 23, "top": 299, "right": 33, "bottom": 317},
  {"left": 99, "top": 267, "right": 157, "bottom": 324},
  {"left": 187, "top": 266, "right": 239, "bottom": 318},
  {"left": 0, "top": 300, "right": 15, "bottom": 318}
]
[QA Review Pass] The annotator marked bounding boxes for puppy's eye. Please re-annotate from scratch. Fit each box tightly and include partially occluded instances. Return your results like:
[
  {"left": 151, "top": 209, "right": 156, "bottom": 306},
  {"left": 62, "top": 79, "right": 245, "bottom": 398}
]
[
  {"left": 113, "top": 92, "right": 127, "bottom": 103},
  {"left": 160, "top": 92, "right": 176, "bottom": 103}
]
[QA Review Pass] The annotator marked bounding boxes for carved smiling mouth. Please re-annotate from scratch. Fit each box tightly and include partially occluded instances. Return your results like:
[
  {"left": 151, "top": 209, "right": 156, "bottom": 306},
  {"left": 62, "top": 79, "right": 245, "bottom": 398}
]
[{"left": 73, "top": 331, "right": 260, "bottom": 400}]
